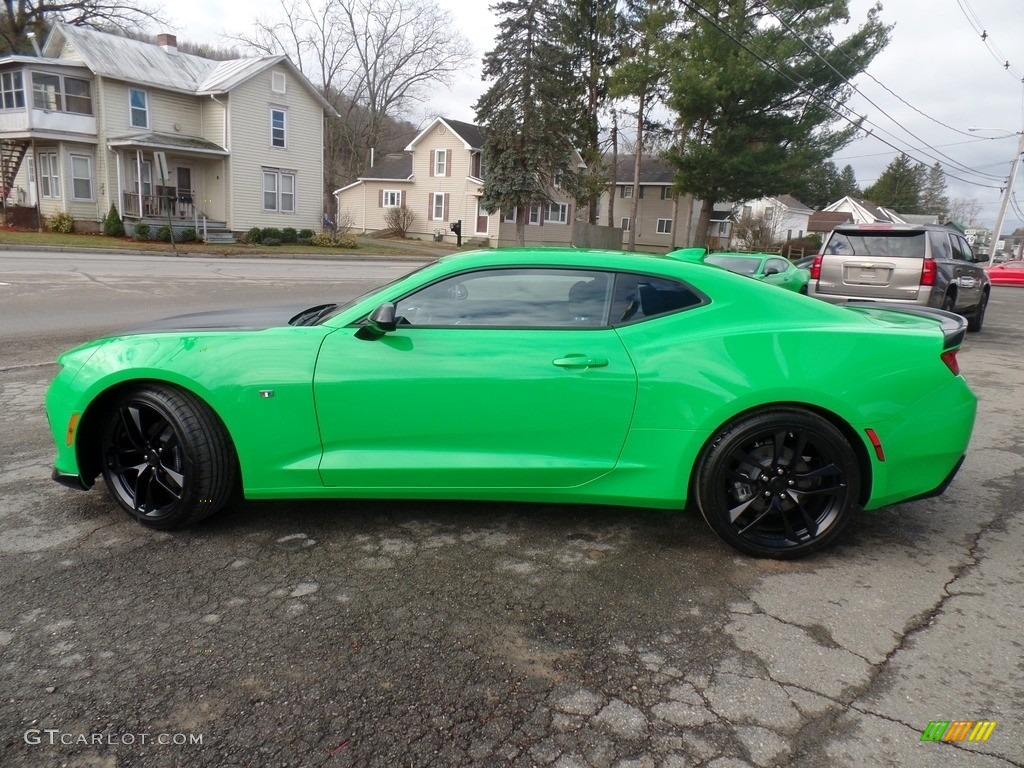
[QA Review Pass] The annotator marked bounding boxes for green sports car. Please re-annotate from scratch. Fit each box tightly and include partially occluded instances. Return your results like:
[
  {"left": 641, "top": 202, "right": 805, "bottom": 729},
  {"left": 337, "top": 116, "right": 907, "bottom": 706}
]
[
  {"left": 702, "top": 252, "right": 811, "bottom": 293},
  {"left": 46, "top": 248, "right": 977, "bottom": 558}
]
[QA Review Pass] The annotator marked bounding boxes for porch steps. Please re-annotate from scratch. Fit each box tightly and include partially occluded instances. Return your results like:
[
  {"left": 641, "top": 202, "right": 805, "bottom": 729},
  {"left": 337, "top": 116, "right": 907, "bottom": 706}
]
[
  {"left": 204, "top": 230, "right": 236, "bottom": 244},
  {"left": 0, "top": 140, "right": 28, "bottom": 199}
]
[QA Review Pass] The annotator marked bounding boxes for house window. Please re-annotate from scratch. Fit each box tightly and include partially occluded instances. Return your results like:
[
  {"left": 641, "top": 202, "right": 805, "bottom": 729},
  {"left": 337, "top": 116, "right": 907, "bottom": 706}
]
[
  {"left": 70, "top": 154, "right": 93, "bottom": 200},
  {"left": 471, "top": 152, "right": 485, "bottom": 180},
  {"left": 620, "top": 217, "right": 631, "bottom": 231},
  {"left": 63, "top": 78, "right": 91, "bottom": 114},
  {"left": 433, "top": 149, "right": 447, "bottom": 176},
  {"left": 431, "top": 193, "right": 446, "bottom": 221},
  {"left": 553, "top": 171, "right": 564, "bottom": 190},
  {"left": 546, "top": 202, "right": 568, "bottom": 224},
  {"left": 382, "top": 190, "right": 402, "bottom": 208},
  {"left": 271, "top": 108, "right": 286, "bottom": 148},
  {"left": 660, "top": 187, "right": 672, "bottom": 200},
  {"left": 529, "top": 205, "right": 542, "bottom": 225},
  {"left": 620, "top": 186, "right": 632, "bottom": 199},
  {"left": 502, "top": 208, "right": 516, "bottom": 223},
  {"left": 263, "top": 168, "right": 296, "bottom": 212},
  {"left": 1, "top": 71, "right": 25, "bottom": 109},
  {"left": 657, "top": 218, "right": 672, "bottom": 234},
  {"left": 129, "top": 88, "right": 148, "bottom": 128},
  {"left": 32, "top": 73, "right": 61, "bottom": 110},
  {"left": 37, "top": 152, "right": 60, "bottom": 198},
  {"left": 272, "top": 72, "right": 286, "bottom": 94}
]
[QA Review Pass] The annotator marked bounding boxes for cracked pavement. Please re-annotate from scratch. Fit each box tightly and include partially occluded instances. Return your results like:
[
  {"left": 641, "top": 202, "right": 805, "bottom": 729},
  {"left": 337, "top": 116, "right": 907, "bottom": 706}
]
[{"left": 0, "top": 251, "right": 1021, "bottom": 767}]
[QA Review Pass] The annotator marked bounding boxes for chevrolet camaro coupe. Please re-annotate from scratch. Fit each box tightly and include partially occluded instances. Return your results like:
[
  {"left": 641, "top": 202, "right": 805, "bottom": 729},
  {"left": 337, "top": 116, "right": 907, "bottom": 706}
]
[
  {"left": 46, "top": 248, "right": 977, "bottom": 558},
  {"left": 702, "top": 252, "right": 811, "bottom": 293}
]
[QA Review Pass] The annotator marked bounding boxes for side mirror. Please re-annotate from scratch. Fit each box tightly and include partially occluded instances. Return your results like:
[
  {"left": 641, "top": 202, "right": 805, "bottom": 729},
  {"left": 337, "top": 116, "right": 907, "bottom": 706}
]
[{"left": 356, "top": 302, "right": 397, "bottom": 340}]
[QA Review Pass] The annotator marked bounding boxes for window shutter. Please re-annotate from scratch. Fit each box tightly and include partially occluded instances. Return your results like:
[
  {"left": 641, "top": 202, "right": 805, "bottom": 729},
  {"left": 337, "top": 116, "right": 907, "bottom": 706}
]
[
  {"left": 378, "top": 189, "right": 383, "bottom": 208},
  {"left": 538, "top": 206, "right": 544, "bottom": 227},
  {"left": 429, "top": 153, "right": 435, "bottom": 177},
  {"left": 398, "top": 190, "right": 403, "bottom": 208},
  {"left": 446, "top": 149, "right": 452, "bottom": 177},
  {"left": 428, "top": 193, "right": 432, "bottom": 220},
  {"left": 565, "top": 204, "right": 571, "bottom": 223},
  {"left": 443, "top": 193, "right": 449, "bottom": 221}
]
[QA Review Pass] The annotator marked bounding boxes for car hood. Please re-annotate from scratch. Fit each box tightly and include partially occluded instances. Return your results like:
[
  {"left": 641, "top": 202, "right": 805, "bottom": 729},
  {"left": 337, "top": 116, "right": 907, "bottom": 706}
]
[{"left": 121, "top": 304, "right": 328, "bottom": 334}]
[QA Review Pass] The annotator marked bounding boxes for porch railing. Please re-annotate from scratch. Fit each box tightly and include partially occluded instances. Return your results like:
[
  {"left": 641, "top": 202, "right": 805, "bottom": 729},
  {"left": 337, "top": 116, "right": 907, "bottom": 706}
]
[{"left": 122, "top": 189, "right": 196, "bottom": 220}]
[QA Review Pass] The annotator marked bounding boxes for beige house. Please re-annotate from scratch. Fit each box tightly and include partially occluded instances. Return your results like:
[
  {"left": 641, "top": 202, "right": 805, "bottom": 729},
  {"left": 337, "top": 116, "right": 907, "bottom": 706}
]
[
  {"left": 0, "top": 24, "right": 336, "bottom": 238},
  {"left": 335, "top": 117, "right": 582, "bottom": 247}
]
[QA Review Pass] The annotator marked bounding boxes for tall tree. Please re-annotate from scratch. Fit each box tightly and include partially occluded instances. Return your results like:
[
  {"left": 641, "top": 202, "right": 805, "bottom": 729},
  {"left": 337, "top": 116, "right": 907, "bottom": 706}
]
[
  {"left": 562, "top": 0, "right": 620, "bottom": 223},
  {"left": 666, "top": 0, "right": 889, "bottom": 245},
  {"left": 919, "top": 162, "right": 949, "bottom": 219},
  {"left": 475, "top": 0, "right": 576, "bottom": 246},
  {"left": 838, "top": 163, "right": 861, "bottom": 198},
  {"left": 608, "top": 0, "right": 675, "bottom": 250},
  {"left": 864, "top": 153, "right": 922, "bottom": 212},
  {"left": 0, "top": 0, "right": 168, "bottom": 54}
]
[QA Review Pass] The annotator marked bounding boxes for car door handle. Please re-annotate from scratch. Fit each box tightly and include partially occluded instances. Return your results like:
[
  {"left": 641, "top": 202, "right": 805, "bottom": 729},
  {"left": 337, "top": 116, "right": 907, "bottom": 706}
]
[{"left": 553, "top": 355, "right": 609, "bottom": 369}]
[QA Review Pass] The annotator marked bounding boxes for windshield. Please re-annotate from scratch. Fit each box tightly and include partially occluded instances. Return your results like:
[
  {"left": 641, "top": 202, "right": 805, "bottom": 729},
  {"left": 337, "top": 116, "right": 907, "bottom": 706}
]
[
  {"left": 705, "top": 255, "right": 760, "bottom": 276},
  {"left": 303, "top": 262, "right": 437, "bottom": 325}
]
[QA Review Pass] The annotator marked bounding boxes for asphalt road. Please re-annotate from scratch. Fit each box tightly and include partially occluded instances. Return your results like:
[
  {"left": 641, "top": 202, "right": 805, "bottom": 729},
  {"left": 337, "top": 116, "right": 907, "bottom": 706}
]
[{"left": 0, "top": 249, "right": 1021, "bottom": 768}]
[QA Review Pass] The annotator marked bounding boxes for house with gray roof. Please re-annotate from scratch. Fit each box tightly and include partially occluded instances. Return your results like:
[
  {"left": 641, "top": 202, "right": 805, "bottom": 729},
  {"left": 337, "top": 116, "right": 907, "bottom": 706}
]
[
  {"left": 335, "top": 116, "right": 583, "bottom": 247},
  {"left": 0, "top": 24, "right": 336, "bottom": 238}
]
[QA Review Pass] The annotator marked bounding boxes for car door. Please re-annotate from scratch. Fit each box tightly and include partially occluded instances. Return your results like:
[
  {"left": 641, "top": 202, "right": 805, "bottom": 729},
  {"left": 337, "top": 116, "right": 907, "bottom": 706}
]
[
  {"left": 313, "top": 267, "right": 638, "bottom": 490},
  {"left": 949, "top": 233, "right": 983, "bottom": 311},
  {"left": 762, "top": 257, "right": 794, "bottom": 290}
]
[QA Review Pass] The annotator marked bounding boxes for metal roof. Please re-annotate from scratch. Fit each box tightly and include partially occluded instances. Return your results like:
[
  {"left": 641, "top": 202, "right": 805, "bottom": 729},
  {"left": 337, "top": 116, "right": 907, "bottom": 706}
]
[{"left": 107, "top": 131, "right": 228, "bottom": 155}]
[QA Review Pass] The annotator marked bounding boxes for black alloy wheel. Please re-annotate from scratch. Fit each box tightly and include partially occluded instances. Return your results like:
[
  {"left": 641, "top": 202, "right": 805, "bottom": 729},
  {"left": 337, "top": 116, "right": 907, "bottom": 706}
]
[
  {"left": 695, "top": 409, "right": 860, "bottom": 558},
  {"left": 101, "top": 385, "right": 236, "bottom": 529}
]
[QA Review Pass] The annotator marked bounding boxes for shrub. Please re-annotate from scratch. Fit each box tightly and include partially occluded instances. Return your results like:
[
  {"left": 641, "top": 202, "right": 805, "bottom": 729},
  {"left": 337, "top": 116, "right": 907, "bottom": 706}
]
[
  {"left": 298, "top": 228, "right": 315, "bottom": 240},
  {"left": 281, "top": 227, "right": 298, "bottom": 244},
  {"left": 310, "top": 232, "right": 336, "bottom": 247},
  {"left": 133, "top": 223, "right": 151, "bottom": 241},
  {"left": 261, "top": 236, "right": 282, "bottom": 247},
  {"left": 338, "top": 233, "right": 358, "bottom": 248},
  {"left": 260, "top": 227, "right": 283, "bottom": 243},
  {"left": 47, "top": 211, "right": 76, "bottom": 234},
  {"left": 246, "top": 227, "right": 262, "bottom": 244},
  {"left": 102, "top": 205, "right": 126, "bottom": 237},
  {"left": 383, "top": 205, "right": 415, "bottom": 238},
  {"left": 154, "top": 225, "right": 172, "bottom": 242},
  {"left": 179, "top": 227, "right": 198, "bottom": 242}
]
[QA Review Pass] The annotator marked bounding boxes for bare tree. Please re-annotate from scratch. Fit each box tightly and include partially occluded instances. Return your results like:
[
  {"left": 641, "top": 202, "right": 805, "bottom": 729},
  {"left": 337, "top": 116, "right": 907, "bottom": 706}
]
[
  {"left": 730, "top": 206, "right": 787, "bottom": 252},
  {"left": 948, "top": 197, "right": 982, "bottom": 226},
  {"left": 230, "top": 0, "right": 472, "bottom": 185},
  {"left": 1, "top": 0, "right": 170, "bottom": 54}
]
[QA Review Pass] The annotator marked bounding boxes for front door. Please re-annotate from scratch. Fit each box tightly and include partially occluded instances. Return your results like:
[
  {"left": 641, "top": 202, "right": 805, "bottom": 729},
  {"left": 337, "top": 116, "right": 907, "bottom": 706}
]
[
  {"left": 476, "top": 199, "right": 489, "bottom": 235},
  {"left": 175, "top": 166, "right": 193, "bottom": 215},
  {"left": 313, "top": 267, "right": 637, "bottom": 490}
]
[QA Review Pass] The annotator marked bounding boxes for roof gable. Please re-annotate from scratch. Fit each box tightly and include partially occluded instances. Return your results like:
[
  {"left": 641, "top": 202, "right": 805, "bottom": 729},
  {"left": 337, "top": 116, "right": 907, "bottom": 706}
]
[{"left": 406, "top": 117, "right": 483, "bottom": 151}]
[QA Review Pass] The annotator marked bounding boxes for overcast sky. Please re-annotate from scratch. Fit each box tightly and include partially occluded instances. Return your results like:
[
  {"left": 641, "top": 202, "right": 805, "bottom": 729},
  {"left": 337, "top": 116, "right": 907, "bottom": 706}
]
[{"left": 168, "top": 0, "right": 1024, "bottom": 231}]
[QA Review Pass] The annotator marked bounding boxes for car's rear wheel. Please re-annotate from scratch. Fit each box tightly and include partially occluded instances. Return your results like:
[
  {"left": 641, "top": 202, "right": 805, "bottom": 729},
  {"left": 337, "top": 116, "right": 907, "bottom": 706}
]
[
  {"left": 967, "top": 290, "right": 988, "bottom": 332},
  {"left": 941, "top": 292, "right": 956, "bottom": 312},
  {"left": 100, "top": 385, "right": 236, "bottom": 529},
  {"left": 695, "top": 409, "right": 860, "bottom": 559}
]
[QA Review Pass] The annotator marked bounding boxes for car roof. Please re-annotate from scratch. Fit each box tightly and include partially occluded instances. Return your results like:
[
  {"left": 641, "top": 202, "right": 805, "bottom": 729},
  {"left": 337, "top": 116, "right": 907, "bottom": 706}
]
[{"left": 833, "top": 223, "right": 949, "bottom": 233}]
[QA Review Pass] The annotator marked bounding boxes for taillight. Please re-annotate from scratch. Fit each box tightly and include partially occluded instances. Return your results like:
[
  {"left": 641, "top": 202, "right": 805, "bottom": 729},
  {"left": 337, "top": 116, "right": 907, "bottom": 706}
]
[
  {"left": 810, "top": 255, "right": 823, "bottom": 280},
  {"left": 921, "top": 258, "right": 937, "bottom": 286},
  {"left": 941, "top": 349, "right": 960, "bottom": 375}
]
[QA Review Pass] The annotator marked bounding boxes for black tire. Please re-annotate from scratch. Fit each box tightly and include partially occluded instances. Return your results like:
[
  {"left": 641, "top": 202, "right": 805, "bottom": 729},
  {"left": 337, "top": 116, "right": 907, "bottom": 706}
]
[
  {"left": 100, "top": 385, "right": 237, "bottom": 529},
  {"left": 941, "top": 292, "right": 956, "bottom": 312},
  {"left": 967, "top": 290, "right": 988, "bottom": 332},
  {"left": 694, "top": 409, "right": 860, "bottom": 559}
]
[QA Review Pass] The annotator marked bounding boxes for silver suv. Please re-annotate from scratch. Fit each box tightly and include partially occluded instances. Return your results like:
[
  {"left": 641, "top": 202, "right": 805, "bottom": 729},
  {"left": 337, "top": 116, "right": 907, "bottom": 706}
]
[{"left": 808, "top": 223, "right": 990, "bottom": 332}]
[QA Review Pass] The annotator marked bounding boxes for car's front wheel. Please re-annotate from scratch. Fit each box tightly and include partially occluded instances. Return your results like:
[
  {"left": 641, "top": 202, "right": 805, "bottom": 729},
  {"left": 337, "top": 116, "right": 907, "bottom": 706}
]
[
  {"left": 967, "top": 290, "right": 988, "bottom": 332},
  {"left": 694, "top": 409, "right": 860, "bottom": 558},
  {"left": 100, "top": 385, "right": 236, "bottom": 529}
]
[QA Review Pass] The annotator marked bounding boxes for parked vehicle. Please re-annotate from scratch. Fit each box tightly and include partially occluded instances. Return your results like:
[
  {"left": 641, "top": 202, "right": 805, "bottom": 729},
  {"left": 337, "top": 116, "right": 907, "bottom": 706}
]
[
  {"left": 702, "top": 252, "right": 810, "bottom": 293},
  {"left": 986, "top": 260, "right": 1024, "bottom": 286},
  {"left": 46, "top": 248, "right": 977, "bottom": 559},
  {"left": 808, "top": 224, "right": 991, "bottom": 331}
]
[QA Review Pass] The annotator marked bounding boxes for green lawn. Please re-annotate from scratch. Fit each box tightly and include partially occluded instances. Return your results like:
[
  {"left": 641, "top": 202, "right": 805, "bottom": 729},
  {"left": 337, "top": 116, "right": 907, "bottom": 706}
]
[{"left": 0, "top": 229, "right": 449, "bottom": 258}]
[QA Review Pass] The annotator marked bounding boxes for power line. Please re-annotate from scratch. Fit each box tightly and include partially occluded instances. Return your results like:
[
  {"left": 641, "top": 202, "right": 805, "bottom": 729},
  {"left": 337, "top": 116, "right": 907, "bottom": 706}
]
[
  {"left": 677, "top": 0, "right": 1003, "bottom": 190},
  {"left": 954, "top": 0, "right": 1024, "bottom": 83}
]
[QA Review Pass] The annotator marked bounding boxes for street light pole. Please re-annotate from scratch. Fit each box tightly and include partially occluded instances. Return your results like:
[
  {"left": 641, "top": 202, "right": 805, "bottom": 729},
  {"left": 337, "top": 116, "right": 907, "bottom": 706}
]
[{"left": 971, "top": 128, "right": 1024, "bottom": 261}]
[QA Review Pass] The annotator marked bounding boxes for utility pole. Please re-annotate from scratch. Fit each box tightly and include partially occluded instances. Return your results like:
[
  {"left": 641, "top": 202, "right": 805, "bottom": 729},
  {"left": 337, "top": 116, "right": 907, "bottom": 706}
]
[{"left": 971, "top": 128, "right": 1024, "bottom": 261}]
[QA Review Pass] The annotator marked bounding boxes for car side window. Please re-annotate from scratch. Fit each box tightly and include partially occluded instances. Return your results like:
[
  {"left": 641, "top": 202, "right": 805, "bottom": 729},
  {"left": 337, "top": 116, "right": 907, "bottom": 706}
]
[
  {"left": 765, "top": 258, "right": 789, "bottom": 275},
  {"left": 393, "top": 268, "right": 613, "bottom": 328},
  {"left": 611, "top": 273, "right": 704, "bottom": 324},
  {"left": 928, "top": 231, "right": 952, "bottom": 260},
  {"left": 951, "top": 235, "right": 974, "bottom": 263}
]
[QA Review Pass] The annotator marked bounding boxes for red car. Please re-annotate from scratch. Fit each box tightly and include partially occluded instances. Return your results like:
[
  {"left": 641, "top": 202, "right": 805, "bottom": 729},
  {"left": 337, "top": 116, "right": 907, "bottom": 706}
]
[{"left": 987, "top": 261, "right": 1024, "bottom": 286}]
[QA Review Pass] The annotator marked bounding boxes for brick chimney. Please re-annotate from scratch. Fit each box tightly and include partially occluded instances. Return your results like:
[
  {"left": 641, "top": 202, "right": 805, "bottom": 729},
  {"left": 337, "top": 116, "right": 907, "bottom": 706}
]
[{"left": 157, "top": 33, "right": 178, "bottom": 53}]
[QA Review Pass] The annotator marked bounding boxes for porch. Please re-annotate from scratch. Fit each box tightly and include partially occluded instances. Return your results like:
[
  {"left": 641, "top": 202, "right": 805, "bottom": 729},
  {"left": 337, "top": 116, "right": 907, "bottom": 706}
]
[{"left": 122, "top": 189, "right": 197, "bottom": 220}]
